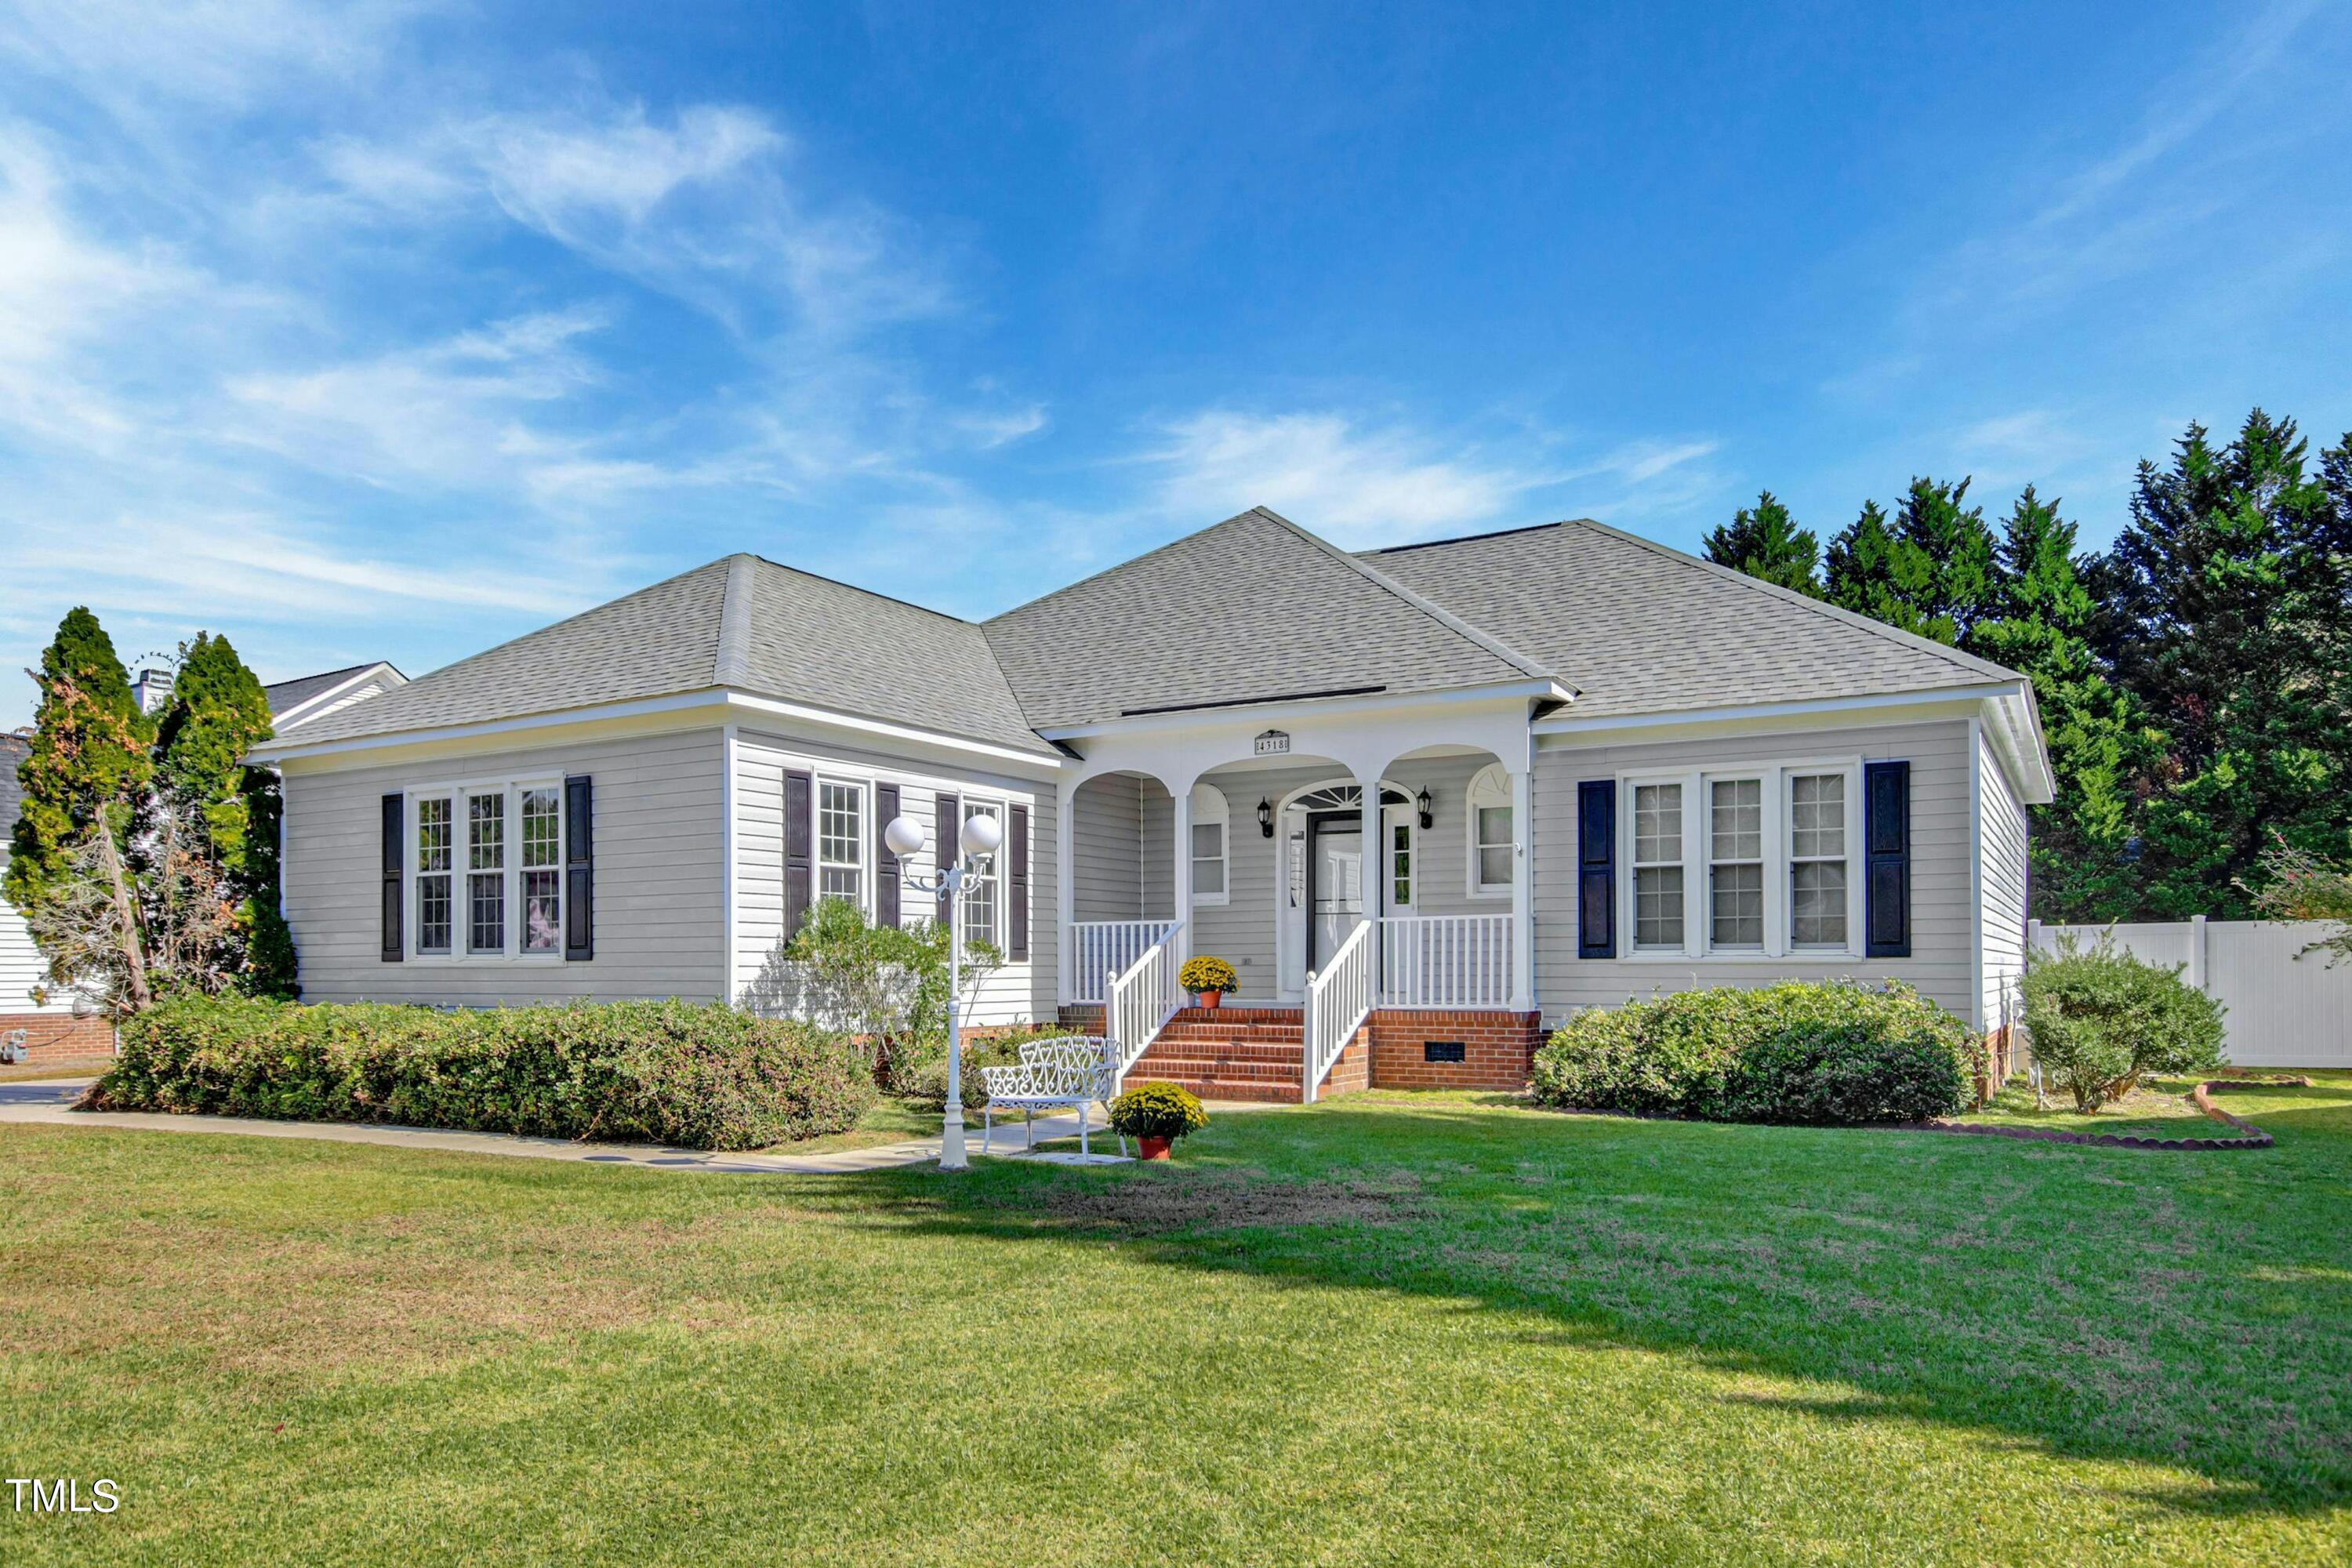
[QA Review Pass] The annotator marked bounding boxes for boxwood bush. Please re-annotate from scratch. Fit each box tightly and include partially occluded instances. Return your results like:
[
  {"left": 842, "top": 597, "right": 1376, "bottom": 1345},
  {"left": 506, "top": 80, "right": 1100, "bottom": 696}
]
[
  {"left": 88, "top": 996, "right": 876, "bottom": 1151},
  {"left": 1530, "top": 981, "right": 1981, "bottom": 1125}
]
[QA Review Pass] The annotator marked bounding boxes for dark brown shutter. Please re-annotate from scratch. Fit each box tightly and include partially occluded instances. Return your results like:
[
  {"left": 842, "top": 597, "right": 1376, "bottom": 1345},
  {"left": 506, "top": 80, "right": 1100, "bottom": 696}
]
[
  {"left": 784, "top": 768, "right": 813, "bottom": 943},
  {"left": 1864, "top": 760, "right": 1911, "bottom": 958},
  {"left": 1577, "top": 781, "right": 1615, "bottom": 959},
  {"left": 875, "top": 782, "right": 902, "bottom": 928},
  {"left": 380, "top": 793, "right": 403, "bottom": 961},
  {"left": 935, "top": 791, "right": 958, "bottom": 923},
  {"left": 564, "top": 775, "right": 593, "bottom": 961},
  {"left": 1007, "top": 804, "right": 1030, "bottom": 960}
]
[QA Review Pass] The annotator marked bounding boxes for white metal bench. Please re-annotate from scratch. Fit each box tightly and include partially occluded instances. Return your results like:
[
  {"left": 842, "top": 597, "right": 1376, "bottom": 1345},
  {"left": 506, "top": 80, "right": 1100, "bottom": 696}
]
[{"left": 979, "top": 1035, "right": 1127, "bottom": 1157}]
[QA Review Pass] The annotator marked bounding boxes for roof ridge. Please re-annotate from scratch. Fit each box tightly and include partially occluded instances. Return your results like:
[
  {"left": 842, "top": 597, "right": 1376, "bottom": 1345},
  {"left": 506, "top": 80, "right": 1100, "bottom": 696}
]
[
  {"left": 1254, "top": 507, "right": 1560, "bottom": 684},
  {"left": 1561, "top": 518, "right": 2023, "bottom": 685},
  {"left": 363, "top": 557, "right": 733, "bottom": 692},
  {"left": 982, "top": 509, "right": 1265, "bottom": 626},
  {"left": 745, "top": 553, "right": 980, "bottom": 626},
  {"left": 1361, "top": 520, "right": 1572, "bottom": 555},
  {"left": 714, "top": 555, "right": 757, "bottom": 687}
]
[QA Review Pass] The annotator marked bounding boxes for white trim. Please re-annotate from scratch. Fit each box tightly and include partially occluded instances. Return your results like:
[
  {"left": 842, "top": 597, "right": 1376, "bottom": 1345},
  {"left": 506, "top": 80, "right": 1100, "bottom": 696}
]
[
  {"left": 1535, "top": 683, "right": 2020, "bottom": 735},
  {"left": 722, "top": 724, "right": 739, "bottom": 1005},
  {"left": 1036, "top": 678, "right": 1569, "bottom": 742},
  {"left": 254, "top": 688, "right": 1065, "bottom": 775},
  {"left": 814, "top": 773, "right": 873, "bottom": 915},
  {"left": 1969, "top": 716, "right": 1985, "bottom": 1032}
]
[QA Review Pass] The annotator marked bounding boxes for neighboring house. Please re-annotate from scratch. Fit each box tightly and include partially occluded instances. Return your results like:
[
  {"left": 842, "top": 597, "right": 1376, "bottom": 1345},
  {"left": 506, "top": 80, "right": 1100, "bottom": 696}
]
[
  {"left": 0, "top": 733, "right": 114, "bottom": 1065},
  {"left": 267, "top": 661, "right": 406, "bottom": 732},
  {"left": 250, "top": 508, "right": 2049, "bottom": 1101}
]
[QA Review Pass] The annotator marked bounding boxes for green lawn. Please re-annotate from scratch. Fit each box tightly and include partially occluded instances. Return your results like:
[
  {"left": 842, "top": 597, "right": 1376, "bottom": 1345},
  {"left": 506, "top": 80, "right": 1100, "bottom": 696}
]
[{"left": 3, "top": 1081, "right": 2349, "bottom": 1565}]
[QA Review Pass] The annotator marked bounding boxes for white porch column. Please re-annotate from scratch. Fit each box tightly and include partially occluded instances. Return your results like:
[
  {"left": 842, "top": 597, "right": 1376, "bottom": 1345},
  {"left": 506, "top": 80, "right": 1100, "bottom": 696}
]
[
  {"left": 1358, "top": 773, "right": 1384, "bottom": 930},
  {"left": 1508, "top": 765, "right": 1535, "bottom": 1012},
  {"left": 1055, "top": 775, "right": 1078, "bottom": 1007},
  {"left": 1171, "top": 782, "right": 1194, "bottom": 964}
]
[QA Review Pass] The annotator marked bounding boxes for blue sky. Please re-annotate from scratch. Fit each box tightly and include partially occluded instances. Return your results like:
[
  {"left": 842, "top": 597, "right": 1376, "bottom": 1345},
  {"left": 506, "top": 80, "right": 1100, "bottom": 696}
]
[{"left": 4, "top": 1, "right": 2350, "bottom": 727}]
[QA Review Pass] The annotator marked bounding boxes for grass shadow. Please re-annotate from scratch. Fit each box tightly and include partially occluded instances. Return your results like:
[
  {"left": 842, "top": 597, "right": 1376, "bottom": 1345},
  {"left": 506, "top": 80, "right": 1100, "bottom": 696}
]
[{"left": 802, "top": 1085, "right": 2352, "bottom": 1522}]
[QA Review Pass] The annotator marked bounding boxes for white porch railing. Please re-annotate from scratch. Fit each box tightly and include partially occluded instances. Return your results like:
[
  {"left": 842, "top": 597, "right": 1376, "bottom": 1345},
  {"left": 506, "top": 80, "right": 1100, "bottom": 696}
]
[
  {"left": 1068, "top": 920, "right": 1179, "bottom": 1004},
  {"left": 1377, "top": 914, "right": 1513, "bottom": 1009},
  {"left": 1107, "top": 920, "right": 1186, "bottom": 1077},
  {"left": 1301, "top": 918, "right": 1375, "bottom": 1103}
]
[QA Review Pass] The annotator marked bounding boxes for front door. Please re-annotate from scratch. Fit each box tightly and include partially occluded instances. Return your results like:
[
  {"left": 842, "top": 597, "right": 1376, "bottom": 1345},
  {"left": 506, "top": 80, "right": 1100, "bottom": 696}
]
[{"left": 1307, "top": 811, "right": 1363, "bottom": 970}]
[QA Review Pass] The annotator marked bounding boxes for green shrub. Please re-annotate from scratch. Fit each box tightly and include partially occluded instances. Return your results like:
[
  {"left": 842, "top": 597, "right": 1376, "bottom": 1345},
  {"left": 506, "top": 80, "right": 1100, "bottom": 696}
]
[
  {"left": 1178, "top": 955, "right": 1238, "bottom": 995},
  {"left": 2020, "top": 935, "right": 2227, "bottom": 1112},
  {"left": 1529, "top": 981, "right": 1980, "bottom": 1125},
  {"left": 1107, "top": 1082, "right": 1209, "bottom": 1142},
  {"left": 89, "top": 995, "right": 876, "bottom": 1150},
  {"left": 898, "top": 1028, "right": 1067, "bottom": 1109}
]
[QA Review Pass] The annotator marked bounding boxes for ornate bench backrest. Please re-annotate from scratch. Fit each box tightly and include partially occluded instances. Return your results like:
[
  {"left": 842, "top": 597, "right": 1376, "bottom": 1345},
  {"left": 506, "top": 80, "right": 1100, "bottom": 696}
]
[{"left": 1016, "top": 1035, "right": 1120, "bottom": 1101}]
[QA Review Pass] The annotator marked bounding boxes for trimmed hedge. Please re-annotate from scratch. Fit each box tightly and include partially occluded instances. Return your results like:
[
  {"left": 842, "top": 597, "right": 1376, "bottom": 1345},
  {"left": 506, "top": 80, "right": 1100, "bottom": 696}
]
[
  {"left": 1530, "top": 981, "right": 1981, "bottom": 1125},
  {"left": 88, "top": 996, "right": 876, "bottom": 1151}
]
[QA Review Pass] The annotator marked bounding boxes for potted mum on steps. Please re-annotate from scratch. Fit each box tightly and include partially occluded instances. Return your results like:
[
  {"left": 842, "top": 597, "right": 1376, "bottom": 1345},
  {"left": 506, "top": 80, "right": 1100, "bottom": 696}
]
[
  {"left": 1107, "top": 1083, "right": 1209, "bottom": 1161},
  {"left": 1179, "top": 954, "right": 1238, "bottom": 1011}
]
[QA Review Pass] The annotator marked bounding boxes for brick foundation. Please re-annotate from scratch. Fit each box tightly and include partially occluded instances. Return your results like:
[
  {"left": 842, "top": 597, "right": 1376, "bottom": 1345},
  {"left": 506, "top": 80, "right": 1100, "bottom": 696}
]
[
  {"left": 1364, "top": 1010, "right": 1543, "bottom": 1092},
  {"left": 0, "top": 1013, "right": 118, "bottom": 1068},
  {"left": 1057, "top": 1004, "right": 1105, "bottom": 1033}
]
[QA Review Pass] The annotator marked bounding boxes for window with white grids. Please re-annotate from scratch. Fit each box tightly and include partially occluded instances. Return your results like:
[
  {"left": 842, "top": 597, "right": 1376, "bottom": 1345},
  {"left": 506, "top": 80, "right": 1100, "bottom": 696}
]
[
  {"left": 520, "top": 786, "right": 563, "bottom": 953},
  {"left": 961, "top": 800, "right": 1000, "bottom": 951},
  {"left": 1788, "top": 772, "right": 1849, "bottom": 948},
  {"left": 466, "top": 793, "right": 506, "bottom": 953},
  {"left": 1632, "top": 782, "right": 1685, "bottom": 950},
  {"left": 818, "top": 780, "right": 864, "bottom": 906},
  {"left": 1708, "top": 778, "right": 1765, "bottom": 949},
  {"left": 416, "top": 796, "right": 453, "bottom": 955},
  {"left": 409, "top": 782, "right": 563, "bottom": 960}
]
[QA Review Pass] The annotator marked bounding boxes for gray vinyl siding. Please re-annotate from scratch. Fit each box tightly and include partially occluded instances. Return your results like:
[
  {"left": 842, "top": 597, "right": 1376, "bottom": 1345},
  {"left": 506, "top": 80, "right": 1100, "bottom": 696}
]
[
  {"left": 1071, "top": 773, "right": 1145, "bottom": 921},
  {"left": 1977, "top": 727, "right": 2031, "bottom": 1032},
  {"left": 731, "top": 729, "right": 1058, "bottom": 1026},
  {"left": 282, "top": 729, "right": 727, "bottom": 1005},
  {"left": 2, "top": 855, "right": 74, "bottom": 1015},
  {"left": 1141, "top": 786, "right": 1174, "bottom": 919},
  {"left": 1532, "top": 720, "right": 1979, "bottom": 1022}
]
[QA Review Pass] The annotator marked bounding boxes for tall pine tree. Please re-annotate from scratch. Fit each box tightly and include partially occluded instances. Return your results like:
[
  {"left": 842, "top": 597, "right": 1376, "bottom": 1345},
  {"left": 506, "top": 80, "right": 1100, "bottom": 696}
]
[
  {"left": 1824, "top": 499, "right": 1946, "bottom": 639},
  {"left": 1704, "top": 492, "right": 1822, "bottom": 595},
  {"left": 2085, "top": 410, "right": 2348, "bottom": 917},
  {"left": 5, "top": 608, "right": 151, "bottom": 927},
  {"left": 1963, "top": 488, "right": 2154, "bottom": 918}
]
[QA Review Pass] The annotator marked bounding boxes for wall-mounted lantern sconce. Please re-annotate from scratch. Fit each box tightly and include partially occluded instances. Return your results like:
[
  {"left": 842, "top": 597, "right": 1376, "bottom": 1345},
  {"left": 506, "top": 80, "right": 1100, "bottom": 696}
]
[
  {"left": 1415, "top": 786, "right": 1433, "bottom": 830},
  {"left": 1257, "top": 797, "right": 1274, "bottom": 837}
]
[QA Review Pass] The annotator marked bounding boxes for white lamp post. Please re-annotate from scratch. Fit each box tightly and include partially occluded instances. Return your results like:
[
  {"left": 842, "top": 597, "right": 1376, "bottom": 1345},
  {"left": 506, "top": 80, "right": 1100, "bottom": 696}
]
[{"left": 884, "top": 808, "right": 1002, "bottom": 1171}]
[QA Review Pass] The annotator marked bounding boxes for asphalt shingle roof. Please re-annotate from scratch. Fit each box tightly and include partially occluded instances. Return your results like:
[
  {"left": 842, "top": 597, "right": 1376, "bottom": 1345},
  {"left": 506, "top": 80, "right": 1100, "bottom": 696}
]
[
  {"left": 982, "top": 506, "right": 1546, "bottom": 730},
  {"left": 274, "top": 555, "right": 1058, "bottom": 756},
  {"left": 264, "top": 510, "right": 2023, "bottom": 754},
  {"left": 1363, "top": 519, "right": 2019, "bottom": 719}
]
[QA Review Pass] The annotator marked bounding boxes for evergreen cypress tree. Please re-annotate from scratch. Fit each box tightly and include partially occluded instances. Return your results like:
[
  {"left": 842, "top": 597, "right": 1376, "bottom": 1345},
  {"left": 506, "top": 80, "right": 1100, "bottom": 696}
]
[
  {"left": 4, "top": 608, "right": 151, "bottom": 927},
  {"left": 149, "top": 633, "right": 296, "bottom": 996},
  {"left": 1703, "top": 491, "right": 1822, "bottom": 596},
  {"left": 1893, "top": 475, "right": 1999, "bottom": 640},
  {"left": 2085, "top": 410, "right": 2347, "bottom": 917},
  {"left": 1824, "top": 499, "right": 1947, "bottom": 640},
  {"left": 1964, "top": 488, "right": 2154, "bottom": 918}
]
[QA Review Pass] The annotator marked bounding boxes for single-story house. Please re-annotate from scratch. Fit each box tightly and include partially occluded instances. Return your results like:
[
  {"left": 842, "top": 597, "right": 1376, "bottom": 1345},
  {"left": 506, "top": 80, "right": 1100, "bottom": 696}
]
[{"left": 250, "top": 508, "right": 2048, "bottom": 1101}]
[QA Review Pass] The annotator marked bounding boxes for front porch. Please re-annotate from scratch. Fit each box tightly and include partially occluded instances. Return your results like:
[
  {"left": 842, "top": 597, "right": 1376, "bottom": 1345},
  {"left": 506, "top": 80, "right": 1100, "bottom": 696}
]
[{"left": 1054, "top": 1000, "right": 1545, "bottom": 1101}]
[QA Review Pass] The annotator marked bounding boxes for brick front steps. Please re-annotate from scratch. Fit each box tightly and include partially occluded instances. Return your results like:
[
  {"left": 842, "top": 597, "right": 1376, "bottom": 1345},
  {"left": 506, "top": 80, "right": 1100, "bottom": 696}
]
[
  {"left": 1096, "top": 1005, "right": 1548, "bottom": 1102},
  {"left": 1127, "top": 1007, "right": 1309, "bottom": 1103}
]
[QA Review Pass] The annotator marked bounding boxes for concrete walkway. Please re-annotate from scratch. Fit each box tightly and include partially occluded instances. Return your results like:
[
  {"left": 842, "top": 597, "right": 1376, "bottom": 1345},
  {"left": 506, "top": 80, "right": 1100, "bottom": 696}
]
[{"left": 0, "top": 1078, "right": 1132, "bottom": 1174}]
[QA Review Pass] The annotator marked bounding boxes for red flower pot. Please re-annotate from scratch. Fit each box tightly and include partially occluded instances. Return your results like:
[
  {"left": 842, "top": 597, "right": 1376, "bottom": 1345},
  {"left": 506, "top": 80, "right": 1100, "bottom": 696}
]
[
  {"left": 1197, "top": 989, "right": 1223, "bottom": 1011},
  {"left": 1137, "top": 1135, "right": 1173, "bottom": 1161}
]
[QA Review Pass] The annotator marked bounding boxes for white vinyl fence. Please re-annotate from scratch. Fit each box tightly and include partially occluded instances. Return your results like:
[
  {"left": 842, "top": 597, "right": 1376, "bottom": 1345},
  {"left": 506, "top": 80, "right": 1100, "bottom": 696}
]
[{"left": 2028, "top": 918, "right": 2352, "bottom": 1069}]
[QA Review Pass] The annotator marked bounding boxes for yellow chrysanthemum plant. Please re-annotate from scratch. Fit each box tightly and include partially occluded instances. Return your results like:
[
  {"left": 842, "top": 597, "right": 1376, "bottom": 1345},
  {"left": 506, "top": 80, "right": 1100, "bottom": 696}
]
[{"left": 1178, "top": 955, "right": 1238, "bottom": 997}]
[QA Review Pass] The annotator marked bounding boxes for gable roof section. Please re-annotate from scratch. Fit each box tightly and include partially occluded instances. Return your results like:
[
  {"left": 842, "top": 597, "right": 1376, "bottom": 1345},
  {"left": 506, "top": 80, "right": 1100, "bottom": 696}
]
[
  {"left": 1364, "top": 519, "right": 2021, "bottom": 720},
  {"left": 733, "top": 556, "right": 1048, "bottom": 752},
  {"left": 265, "top": 663, "right": 382, "bottom": 718},
  {"left": 983, "top": 506, "right": 1551, "bottom": 730},
  {"left": 272, "top": 555, "right": 1058, "bottom": 756}
]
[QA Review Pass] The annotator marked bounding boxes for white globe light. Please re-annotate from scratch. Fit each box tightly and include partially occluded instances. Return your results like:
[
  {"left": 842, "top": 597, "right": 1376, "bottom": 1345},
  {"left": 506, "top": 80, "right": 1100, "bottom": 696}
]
[
  {"left": 884, "top": 815, "right": 929, "bottom": 858},
  {"left": 959, "top": 812, "right": 1003, "bottom": 858}
]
